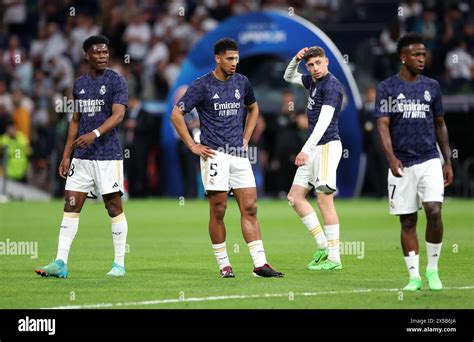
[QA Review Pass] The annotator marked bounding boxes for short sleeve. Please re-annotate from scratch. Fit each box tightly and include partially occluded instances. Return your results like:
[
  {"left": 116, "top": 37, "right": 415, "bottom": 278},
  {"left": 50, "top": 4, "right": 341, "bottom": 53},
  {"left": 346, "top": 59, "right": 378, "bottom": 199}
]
[
  {"left": 322, "top": 80, "right": 342, "bottom": 108},
  {"left": 432, "top": 81, "right": 444, "bottom": 117},
  {"left": 113, "top": 75, "right": 129, "bottom": 107},
  {"left": 302, "top": 74, "right": 312, "bottom": 89},
  {"left": 244, "top": 77, "right": 256, "bottom": 105},
  {"left": 375, "top": 82, "right": 389, "bottom": 118},
  {"left": 178, "top": 79, "right": 204, "bottom": 113}
]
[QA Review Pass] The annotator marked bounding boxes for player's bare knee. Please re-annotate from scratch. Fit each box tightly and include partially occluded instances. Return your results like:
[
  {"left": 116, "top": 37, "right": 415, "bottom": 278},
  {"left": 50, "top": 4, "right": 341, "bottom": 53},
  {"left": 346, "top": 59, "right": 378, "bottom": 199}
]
[
  {"left": 243, "top": 201, "right": 257, "bottom": 218},
  {"left": 105, "top": 202, "right": 122, "bottom": 218},
  {"left": 316, "top": 195, "right": 331, "bottom": 211},
  {"left": 400, "top": 214, "right": 417, "bottom": 230},
  {"left": 288, "top": 192, "right": 302, "bottom": 209},
  {"left": 212, "top": 202, "right": 227, "bottom": 221},
  {"left": 425, "top": 203, "right": 441, "bottom": 222}
]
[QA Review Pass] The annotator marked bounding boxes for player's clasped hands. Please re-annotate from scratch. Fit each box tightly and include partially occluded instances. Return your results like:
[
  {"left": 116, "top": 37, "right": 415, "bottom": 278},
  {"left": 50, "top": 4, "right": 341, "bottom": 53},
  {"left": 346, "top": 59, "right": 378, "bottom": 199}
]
[
  {"left": 295, "top": 151, "right": 308, "bottom": 167},
  {"left": 190, "top": 143, "right": 216, "bottom": 160}
]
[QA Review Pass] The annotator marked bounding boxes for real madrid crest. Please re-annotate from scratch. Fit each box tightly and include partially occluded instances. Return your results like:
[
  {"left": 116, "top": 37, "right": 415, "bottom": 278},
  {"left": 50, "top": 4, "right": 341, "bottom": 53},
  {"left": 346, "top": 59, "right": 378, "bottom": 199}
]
[
  {"left": 235, "top": 89, "right": 240, "bottom": 99},
  {"left": 424, "top": 90, "right": 431, "bottom": 101},
  {"left": 100, "top": 85, "right": 107, "bottom": 95}
]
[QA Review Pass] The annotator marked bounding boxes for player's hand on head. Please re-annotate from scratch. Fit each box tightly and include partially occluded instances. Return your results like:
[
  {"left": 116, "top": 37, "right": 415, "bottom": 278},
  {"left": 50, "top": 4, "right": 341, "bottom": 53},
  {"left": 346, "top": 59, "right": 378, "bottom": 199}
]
[
  {"left": 295, "top": 151, "right": 308, "bottom": 167},
  {"left": 58, "top": 158, "right": 70, "bottom": 179},
  {"left": 296, "top": 47, "right": 308, "bottom": 61},
  {"left": 389, "top": 158, "right": 404, "bottom": 177},
  {"left": 72, "top": 132, "right": 97, "bottom": 149},
  {"left": 443, "top": 163, "right": 453, "bottom": 187},
  {"left": 190, "top": 143, "right": 215, "bottom": 159}
]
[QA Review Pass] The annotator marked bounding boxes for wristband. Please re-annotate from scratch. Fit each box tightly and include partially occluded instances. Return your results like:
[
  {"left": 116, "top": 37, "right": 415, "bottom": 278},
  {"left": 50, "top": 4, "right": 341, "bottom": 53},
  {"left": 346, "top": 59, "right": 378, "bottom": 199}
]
[{"left": 93, "top": 129, "right": 100, "bottom": 138}]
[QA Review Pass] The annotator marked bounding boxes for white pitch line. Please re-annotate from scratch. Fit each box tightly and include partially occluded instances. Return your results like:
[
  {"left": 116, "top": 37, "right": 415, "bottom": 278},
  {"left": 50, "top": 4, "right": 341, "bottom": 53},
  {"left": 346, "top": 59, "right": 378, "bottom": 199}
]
[{"left": 40, "top": 285, "right": 474, "bottom": 310}]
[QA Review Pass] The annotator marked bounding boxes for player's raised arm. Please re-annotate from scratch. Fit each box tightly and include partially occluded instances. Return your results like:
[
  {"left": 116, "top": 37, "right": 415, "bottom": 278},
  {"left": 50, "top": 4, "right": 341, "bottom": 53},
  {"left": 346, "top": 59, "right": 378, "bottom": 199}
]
[
  {"left": 283, "top": 47, "right": 307, "bottom": 86},
  {"left": 170, "top": 104, "right": 215, "bottom": 159},
  {"left": 59, "top": 111, "right": 81, "bottom": 178}
]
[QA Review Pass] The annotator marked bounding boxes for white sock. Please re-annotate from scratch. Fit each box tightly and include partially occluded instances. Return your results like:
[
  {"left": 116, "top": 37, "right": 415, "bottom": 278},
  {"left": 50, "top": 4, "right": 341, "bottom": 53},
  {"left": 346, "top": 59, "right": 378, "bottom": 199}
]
[
  {"left": 56, "top": 212, "right": 80, "bottom": 264},
  {"left": 325, "top": 224, "right": 340, "bottom": 263},
  {"left": 301, "top": 212, "right": 328, "bottom": 249},
  {"left": 212, "top": 242, "right": 231, "bottom": 270},
  {"left": 404, "top": 251, "right": 420, "bottom": 279},
  {"left": 111, "top": 213, "right": 128, "bottom": 268},
  {"left": 426, "top": 242, "right": 442, "bottom": 271},
  {"left": 248, "top": 240, "right": 267, "bottom": 268}
]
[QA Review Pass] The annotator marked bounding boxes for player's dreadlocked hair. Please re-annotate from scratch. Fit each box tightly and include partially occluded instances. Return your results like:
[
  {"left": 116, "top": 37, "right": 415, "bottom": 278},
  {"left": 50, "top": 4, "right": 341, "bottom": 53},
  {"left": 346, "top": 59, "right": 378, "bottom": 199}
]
[
  {"left": 303, "top": 46, "right": 326, "bottom": 62},
  {"left": 397, "top": 33, "right": 424, "bottom": 56},
  {"left": 83, "top": 35, "right": 110, "bottom": 52},
  {"left": 214, "top": 38, "right": 238, "bottom": 55}
]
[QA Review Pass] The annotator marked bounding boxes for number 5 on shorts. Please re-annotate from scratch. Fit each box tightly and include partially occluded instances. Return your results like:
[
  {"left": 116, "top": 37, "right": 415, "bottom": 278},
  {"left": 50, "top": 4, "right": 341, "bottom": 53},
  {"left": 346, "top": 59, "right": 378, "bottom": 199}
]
[{"left": 210, "top": 163, "right": 218, "bottom": 177}]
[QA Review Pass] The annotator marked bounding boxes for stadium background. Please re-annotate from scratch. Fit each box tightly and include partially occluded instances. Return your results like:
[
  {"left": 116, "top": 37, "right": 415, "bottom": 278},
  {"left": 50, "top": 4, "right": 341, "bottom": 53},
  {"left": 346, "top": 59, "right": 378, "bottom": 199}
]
[{"left": 0, "top": 0, "right": 473, "bottom": 200}]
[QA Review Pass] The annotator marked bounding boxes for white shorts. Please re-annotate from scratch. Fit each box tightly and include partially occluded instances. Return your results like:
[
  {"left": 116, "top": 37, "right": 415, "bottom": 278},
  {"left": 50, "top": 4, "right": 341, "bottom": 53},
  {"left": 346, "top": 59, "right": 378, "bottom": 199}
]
[
  {"left": 200, "top": 151, "right": 256, "bottom": 192},
  {"left": 65, "top": 158, "right": 124, "bottom": 197},
  {"left": 292, "top": 140, "right": 342, "bottom": 193},
  {"left": 388, "top": 158, "right": 444, "bottom": 215}
]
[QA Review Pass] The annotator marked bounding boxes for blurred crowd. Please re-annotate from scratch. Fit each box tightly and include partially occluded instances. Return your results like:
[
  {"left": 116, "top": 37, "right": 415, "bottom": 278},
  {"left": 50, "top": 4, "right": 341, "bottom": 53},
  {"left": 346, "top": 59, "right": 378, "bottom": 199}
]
[
  {"left": 374, "top": 0, "right": 474, "bottom": 92},
  {"left": 0, "top": 0, "right": 471, "bottom": 198}
]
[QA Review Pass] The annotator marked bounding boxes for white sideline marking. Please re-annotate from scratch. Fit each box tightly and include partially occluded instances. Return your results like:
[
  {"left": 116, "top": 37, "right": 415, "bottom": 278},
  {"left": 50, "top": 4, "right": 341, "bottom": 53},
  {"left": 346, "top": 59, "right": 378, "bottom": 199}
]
[{"left": 40, "top": 286, "right": 474, "bottom": 309}]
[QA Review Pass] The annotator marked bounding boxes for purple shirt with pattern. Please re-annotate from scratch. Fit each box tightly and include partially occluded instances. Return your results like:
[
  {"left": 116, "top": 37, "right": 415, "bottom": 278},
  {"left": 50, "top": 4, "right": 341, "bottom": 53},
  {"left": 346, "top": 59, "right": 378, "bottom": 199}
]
[
  {"left": 302, "top": 72, "right": 343, "bottom": 145},
  {"left": 375, "top": 74, "right": 443, "bottom": 167},
  {"left": 72, "top": 68, "right": 128, "bottom": 160},
  {"left": 178, "top": 72, "right": 256, "bottom": 150}
]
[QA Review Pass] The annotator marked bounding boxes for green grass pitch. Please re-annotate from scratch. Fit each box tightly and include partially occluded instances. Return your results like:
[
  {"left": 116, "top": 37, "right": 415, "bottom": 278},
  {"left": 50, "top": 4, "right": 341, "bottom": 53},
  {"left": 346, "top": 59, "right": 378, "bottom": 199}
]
[{"left": 0, "top": 198, "right": 472, "bottom": 309}]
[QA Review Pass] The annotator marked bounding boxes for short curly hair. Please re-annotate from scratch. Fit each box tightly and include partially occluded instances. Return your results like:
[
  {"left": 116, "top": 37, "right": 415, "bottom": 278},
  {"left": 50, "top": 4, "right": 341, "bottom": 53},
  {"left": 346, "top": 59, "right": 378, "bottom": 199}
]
[
  {"left": 83, "top": 35, "right": 110, "bottom": 52},
  {"left": 397, "top": 33, "right": 424, "bottom": 56}
]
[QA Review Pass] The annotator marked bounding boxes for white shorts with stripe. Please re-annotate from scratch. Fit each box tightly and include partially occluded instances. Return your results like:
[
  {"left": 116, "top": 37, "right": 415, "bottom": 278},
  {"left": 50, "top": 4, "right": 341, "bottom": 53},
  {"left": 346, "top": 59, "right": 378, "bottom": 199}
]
[
  {"left": 65, "top": 158, "right": 124, "bottom": 197},
  {"left": 200, "top": 150, "right": 256, "bottom": 192},
  {"left": 387, "top": 158, "right": 444, "bottom": 215},
  {"left": 292, "top": 140, "right": 342, "bottom": 193}
]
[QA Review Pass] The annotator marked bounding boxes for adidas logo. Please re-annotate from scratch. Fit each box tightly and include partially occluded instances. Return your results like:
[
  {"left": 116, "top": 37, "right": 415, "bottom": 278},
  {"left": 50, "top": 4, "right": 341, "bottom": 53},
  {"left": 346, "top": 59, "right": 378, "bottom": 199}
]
[
  {"left": 212, "top": 93, "right": 219, "bottom": 99},
  {"left": 396, "top": 93, "right": 405, "bottom": 99},
  {"left": 409, "top": 266, "right": 415, "bottom": 270},
  {"left": 432, "top": 254, "right": 438, "bottom": 257},
  {"left": 79, "top": 89, "right": 85, "bottom": 94},
  {"left": 112, "top": 182, "right": 119, "bottom": 188}
]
